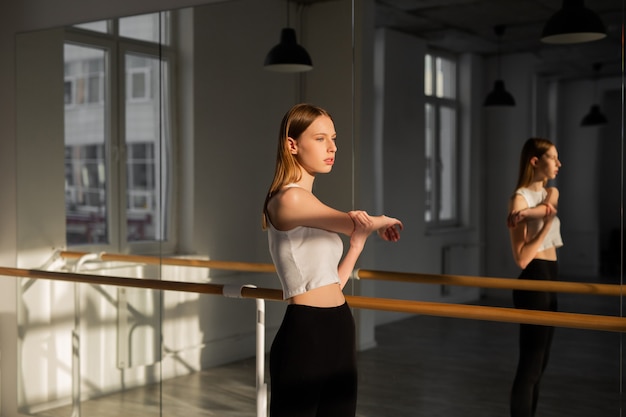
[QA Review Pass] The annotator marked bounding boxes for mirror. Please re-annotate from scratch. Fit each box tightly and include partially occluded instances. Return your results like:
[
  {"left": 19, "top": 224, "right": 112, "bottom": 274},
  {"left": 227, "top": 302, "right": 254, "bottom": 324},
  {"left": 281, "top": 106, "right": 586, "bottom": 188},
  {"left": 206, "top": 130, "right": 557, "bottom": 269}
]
[
  {"left": 13, "top": 0, "right": 623, "bottom": 416},
  {"left": 16, "top": 0, "right": 356, "bottom": 415}
]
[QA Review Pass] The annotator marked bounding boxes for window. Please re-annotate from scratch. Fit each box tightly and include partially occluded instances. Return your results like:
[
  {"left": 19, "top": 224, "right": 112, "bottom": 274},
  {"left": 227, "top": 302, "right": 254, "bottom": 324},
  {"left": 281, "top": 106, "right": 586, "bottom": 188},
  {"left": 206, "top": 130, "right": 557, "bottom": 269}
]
[
  {"left": 127, "top": 66, "right": 151, "bottom": 102},
  {"left": 64, "top": 12, "right": 175, "bottom": 252},
  {"left": 424, "top": 52, "right": 458, "bottom": 227},
  {"left": 64, "top": 56, "right": 104, "bottom": 107}
]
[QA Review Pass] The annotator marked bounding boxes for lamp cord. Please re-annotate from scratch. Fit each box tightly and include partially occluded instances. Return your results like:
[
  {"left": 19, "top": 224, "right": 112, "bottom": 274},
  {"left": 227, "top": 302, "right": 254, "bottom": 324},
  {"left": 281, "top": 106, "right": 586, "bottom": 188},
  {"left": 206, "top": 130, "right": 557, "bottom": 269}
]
[{"left": 494, "top": 25, "right": 506, "bottom": 79}]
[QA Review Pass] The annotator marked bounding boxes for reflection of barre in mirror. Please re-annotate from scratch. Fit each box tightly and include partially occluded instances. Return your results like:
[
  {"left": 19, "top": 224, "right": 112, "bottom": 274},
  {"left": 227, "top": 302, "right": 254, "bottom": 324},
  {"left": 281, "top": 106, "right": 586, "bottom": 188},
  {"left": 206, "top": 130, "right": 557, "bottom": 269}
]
[
  {"left": 60, "top": 250, "right": 623, "bottom": 297},
  {"left": 3, "top": 251, "right": 625, "bottom": 331}
]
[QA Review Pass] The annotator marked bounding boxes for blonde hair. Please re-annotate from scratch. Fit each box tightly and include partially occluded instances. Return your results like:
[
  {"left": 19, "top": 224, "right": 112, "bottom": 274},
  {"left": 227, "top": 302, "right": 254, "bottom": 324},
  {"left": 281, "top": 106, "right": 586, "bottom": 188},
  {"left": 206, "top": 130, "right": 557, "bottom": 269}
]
[
  {"left": 515, "top": 137, "right": 555, "bottom": 190},
  {"left": 262, "top": 103, "right": 333, "bottom": 229}
]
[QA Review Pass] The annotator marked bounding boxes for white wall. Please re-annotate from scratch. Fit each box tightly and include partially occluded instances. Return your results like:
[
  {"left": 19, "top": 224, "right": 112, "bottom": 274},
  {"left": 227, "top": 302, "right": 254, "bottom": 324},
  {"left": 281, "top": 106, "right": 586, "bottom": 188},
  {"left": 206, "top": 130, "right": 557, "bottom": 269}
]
[{"left": 15, "top": 29, "right": 66, "bottom": 268}]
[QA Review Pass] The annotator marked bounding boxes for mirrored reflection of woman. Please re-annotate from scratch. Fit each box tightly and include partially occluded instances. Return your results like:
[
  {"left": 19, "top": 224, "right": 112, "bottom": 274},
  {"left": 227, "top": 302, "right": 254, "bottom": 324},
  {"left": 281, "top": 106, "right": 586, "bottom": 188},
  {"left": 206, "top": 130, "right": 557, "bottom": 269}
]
[
  {"left": 262, "top": 103, "right": 403, "bottom": 417},
  {"left": 507, "top": 137, "right": 563, "bottom": 417}
]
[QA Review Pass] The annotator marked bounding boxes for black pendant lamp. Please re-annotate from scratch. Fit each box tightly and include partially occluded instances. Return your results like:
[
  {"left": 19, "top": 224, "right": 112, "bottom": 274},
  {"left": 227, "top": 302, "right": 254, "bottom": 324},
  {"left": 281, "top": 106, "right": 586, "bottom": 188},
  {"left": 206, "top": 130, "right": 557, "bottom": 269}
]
[
  {"left": 581, "top": 105, "right": 608, "bottom": 126},
  {"left": 581, "top": 63, "right": 608, "bottom": 127},
  {"left": 484, "top": 25, "right": 515, "bottom": 107},
  {"left": 541, "top": 0, "right": 606, "bottom": 44},
  {"left": 264, "top": 1, "right": 313, "bottom": 73}
]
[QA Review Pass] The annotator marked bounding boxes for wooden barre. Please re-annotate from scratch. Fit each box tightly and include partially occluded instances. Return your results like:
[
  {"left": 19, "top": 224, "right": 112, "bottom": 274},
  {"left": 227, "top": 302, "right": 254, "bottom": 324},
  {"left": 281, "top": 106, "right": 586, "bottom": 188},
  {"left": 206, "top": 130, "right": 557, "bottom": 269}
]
[
  {"left": 345, "top": 295, "right": 626, "bottom": 333},
  {"left": 0, "top": 266, "right": 229, "bottom": 296},
  {"left": 60, "top": 250, "right": 277, "bottom": 273},
  {"left": 1, "top": 266, "right": 625, "bottom": 333},
  {"left": 355, "top": 269, "right": 623, "bottom": 297},
  {"left": 60, "top": 251, "right": 623, "bottom": 296}
]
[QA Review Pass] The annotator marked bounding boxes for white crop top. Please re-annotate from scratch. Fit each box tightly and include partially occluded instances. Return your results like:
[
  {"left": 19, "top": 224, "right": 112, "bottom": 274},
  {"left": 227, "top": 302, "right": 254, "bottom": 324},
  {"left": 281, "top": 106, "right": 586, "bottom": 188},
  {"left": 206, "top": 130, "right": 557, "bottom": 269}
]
[
  {"left": 516, "top": 187, "right": 563, "bottom": 251},
  {"left": 267, "top": 221, "right": 343, "bottom": 299}
]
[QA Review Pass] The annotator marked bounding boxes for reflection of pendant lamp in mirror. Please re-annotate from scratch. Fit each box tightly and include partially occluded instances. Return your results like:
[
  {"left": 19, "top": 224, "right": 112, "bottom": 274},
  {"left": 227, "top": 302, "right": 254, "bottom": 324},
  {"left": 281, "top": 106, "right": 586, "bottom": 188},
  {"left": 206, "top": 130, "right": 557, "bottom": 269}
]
[
  {"left": 484, "top": 25, "right": 515, "bottom": 107},
  {"left": 581, "top": 63, "right": 608, "bottom": 126},
  {"left": 264, "top": 0, "right": 313, "bottom": 73},
  {"left": 541, "top": 0, "right": 606, "bottom": 44}
]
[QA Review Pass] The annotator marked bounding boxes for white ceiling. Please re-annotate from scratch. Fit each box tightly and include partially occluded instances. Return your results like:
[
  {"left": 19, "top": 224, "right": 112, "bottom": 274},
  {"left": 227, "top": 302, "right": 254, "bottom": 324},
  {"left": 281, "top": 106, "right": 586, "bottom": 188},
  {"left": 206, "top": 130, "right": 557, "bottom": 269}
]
[{"left": 374, "top": 0, "right": 623, "bottom": 80}]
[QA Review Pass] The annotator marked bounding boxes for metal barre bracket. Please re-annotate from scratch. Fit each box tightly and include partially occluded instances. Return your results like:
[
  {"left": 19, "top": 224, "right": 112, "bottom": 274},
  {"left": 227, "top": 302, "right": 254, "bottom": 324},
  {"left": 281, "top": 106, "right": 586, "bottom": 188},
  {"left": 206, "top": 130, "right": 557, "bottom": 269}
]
[{"left": 222, "top": 284, "right": 257, "bottom": 298}]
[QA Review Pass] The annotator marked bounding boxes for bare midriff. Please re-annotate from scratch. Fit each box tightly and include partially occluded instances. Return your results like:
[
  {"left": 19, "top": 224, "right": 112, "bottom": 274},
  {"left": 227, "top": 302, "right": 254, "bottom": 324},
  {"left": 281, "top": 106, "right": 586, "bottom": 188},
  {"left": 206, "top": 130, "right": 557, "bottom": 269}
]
[
  {"left": 534, "top": 246, "right": 557, "bottom": 262},
  {"left": 288, "top": 283, "right": 346, "bottom": 307}
]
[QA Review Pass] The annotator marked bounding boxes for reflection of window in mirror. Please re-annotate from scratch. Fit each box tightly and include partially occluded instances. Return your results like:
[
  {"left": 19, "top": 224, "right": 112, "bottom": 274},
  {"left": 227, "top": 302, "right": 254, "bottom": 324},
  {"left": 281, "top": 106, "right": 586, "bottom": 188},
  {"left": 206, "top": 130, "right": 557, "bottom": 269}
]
[
  {"left": 120, "top": 12, "right": 171, "bottom": 44},
  {"left": 63, "top": 12, "right": 175, "bottom": 252},
  {"left": 127, "top": 61, "right": 151, "bottom": 102},
  {"left": 424, "top": 51, "right": 458, "bottom": 228},
  {"left": 73, "top": 20, "right": 109, "bottom": 34}
]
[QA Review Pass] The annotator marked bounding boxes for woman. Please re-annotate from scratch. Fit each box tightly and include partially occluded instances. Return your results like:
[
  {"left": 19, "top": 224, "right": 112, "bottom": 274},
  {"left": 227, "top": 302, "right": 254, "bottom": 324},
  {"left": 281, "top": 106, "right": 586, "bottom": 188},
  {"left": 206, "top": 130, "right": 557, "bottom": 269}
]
[
  {"left": 262, "top": 103, "right": 403, "bottom": 417},
  {"left": 507, "top": 137, "right": 563, "bottom": 417}
]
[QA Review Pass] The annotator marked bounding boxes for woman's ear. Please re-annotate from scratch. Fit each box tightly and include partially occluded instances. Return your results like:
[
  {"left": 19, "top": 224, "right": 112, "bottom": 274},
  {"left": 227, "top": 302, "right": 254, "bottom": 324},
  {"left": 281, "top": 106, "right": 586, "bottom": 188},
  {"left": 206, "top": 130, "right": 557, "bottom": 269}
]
[
  {"left": 287, "top": 137, "right": 297, "bottom": 154},
  {"left": 530, "top": 156, "right": 539, "bottom": 167}
]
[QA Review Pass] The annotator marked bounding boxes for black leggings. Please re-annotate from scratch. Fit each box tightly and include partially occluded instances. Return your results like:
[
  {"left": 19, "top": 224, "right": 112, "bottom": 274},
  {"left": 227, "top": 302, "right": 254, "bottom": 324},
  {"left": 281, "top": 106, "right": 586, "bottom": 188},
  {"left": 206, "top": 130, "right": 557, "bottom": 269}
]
[
  {"left": 510, "top": 259, "right": 558, "bottom": 417},
  {"left": 269, "top": 302, "right": 357, "bottom": 417}
]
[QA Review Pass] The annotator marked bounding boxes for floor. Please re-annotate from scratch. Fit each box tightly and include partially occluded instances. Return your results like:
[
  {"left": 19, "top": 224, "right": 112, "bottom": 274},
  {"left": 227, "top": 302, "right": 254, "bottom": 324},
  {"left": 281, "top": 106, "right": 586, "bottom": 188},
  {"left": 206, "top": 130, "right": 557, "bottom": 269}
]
[{"left": 34, "top": 290, "right": 624, "bottom": 417}]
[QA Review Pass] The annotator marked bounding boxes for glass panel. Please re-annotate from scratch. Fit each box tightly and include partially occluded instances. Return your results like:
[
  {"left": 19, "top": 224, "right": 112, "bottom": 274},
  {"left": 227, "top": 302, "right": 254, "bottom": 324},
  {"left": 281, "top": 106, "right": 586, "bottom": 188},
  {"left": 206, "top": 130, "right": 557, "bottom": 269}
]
[
  {"left": 64, "top": 43, "right": 109, "bottom": 245},
  {"left": 125, "top": 53, "right": 168, "bottom": 242},
  {"left": 438, "top": 106, "right": 457, "bottom": 221},
  {"left": 73, "top": 20, "right": 110, "bottom": 34},
  {"left": 424, "top": 54, "right": 433, "bottom": 96},
  {"left": 424, "top": 103, "right": 434, "bottom": 222},
  {"left": 425, "top": 52, "right": 458, "bottom": 226},
  {"left": 120, "top": 12, "right": 170, "bottom": 45},
  {"left": 435, "top": 56, "right": 456, "bottom": 99}
]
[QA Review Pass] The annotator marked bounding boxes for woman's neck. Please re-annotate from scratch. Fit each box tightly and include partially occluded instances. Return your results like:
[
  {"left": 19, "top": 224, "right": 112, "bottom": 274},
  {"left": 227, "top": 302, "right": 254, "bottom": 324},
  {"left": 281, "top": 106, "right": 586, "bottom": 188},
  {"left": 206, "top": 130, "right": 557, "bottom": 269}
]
[
  {"left": 526, "top": 181, "right": 544, "bottom": 192},
  {"left": 296, "top": 171, "right": 315, "bottom": 191}
]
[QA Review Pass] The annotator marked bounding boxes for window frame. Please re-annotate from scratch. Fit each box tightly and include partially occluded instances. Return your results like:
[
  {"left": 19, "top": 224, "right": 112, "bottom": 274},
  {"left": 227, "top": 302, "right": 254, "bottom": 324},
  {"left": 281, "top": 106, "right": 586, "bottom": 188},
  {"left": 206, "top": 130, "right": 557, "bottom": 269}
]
[
  {"left": 424, "top": 50, "right": 460, "bottom": 230},
  {"left": 63, "top": 13, "right": 178, "bottom": 255}
]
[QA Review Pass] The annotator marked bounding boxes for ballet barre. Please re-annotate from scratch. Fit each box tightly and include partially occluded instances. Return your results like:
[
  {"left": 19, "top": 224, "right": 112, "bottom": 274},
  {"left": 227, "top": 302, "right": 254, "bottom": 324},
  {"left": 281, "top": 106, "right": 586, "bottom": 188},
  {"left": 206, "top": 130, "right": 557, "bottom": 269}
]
[
  {"left": 59, "top": 250, "right": 623, "bottom": 296},
  {"left": 1, "top": 264, "right": 624, "bottom": 333}
]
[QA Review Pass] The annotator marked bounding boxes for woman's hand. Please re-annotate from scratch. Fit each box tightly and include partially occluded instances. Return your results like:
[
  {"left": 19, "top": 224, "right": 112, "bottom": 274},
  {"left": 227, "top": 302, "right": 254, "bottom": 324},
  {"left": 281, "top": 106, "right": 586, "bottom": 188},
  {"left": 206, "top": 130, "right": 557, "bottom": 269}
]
[
  {"left": 348, "top": 210, "right": 374, "bottom": 250},
  {"left": 507, "top": 202, "right": 557, "bottom": 228},
  {"left": 542, "top": 202, "right": 557, "bottom": 219},
  {"left": 348, "top": 211, "right": 403, "bottom": 244},
  {"left": 376, "top": 215, "right": 403, "bottom": 242},
  {"left": 507, "top": 210, "right": 525, "bottom": 228}
]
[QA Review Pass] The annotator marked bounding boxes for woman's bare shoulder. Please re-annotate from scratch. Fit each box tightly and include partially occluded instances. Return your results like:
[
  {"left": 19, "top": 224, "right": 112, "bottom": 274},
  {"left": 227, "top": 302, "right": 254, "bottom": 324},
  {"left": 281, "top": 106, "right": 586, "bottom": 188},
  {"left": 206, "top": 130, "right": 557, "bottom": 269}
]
[
  {"left": 272, "top": 185, "right": 314, "bottom": 208},
  {"left": 509, "top": 193, "right": 528, "bottom": 211},
  {"left": 267, "top": 186, "right": 320, "bottom": 230},
  {"left": 546, "top": 186, "right": 559, "bottom": 197}
]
